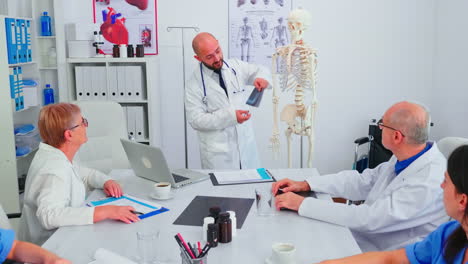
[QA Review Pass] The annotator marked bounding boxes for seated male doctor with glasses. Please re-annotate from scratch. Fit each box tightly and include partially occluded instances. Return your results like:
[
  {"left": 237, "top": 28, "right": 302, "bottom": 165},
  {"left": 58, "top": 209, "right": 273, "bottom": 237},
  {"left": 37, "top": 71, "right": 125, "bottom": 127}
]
[
  {"left": 19, "top": 103, "right": 140, "bottom": 245},
  {"left": 271, "top": 101, "right": 449, "bottom": 252}
]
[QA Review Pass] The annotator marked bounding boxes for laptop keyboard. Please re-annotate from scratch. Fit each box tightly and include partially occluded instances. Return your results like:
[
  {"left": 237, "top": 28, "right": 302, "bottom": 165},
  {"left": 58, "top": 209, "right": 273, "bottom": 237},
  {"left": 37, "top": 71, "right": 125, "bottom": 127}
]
[{"left": 172, "top": 173, "right": 189, "bottom": 183}]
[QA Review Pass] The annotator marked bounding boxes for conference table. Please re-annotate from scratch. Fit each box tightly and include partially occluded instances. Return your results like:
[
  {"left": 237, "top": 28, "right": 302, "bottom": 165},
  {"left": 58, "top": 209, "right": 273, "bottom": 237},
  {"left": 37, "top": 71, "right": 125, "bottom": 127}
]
[{"left": 42, "top": 168, "right": 362, "bottom": 263}]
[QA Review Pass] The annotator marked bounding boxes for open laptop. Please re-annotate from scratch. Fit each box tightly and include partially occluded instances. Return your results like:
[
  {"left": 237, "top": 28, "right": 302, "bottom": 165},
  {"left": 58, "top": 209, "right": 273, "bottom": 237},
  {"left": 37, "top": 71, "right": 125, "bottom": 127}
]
[{"left": 120, "top": 139, "right": 209, "bottom": 188}]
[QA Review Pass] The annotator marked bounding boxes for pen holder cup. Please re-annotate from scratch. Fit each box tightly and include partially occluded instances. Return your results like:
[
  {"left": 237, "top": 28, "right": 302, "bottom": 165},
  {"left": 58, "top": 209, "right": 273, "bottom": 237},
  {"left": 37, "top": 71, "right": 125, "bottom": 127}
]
[{"left": 180, "top": 246, "right": 208, "bottom": 264}]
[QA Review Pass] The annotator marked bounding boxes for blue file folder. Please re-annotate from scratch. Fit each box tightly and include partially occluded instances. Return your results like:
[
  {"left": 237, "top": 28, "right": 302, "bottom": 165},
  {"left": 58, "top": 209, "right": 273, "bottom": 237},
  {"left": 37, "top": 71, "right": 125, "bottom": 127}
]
[
  {"left": 87, "top": 194, "right": 169, "bottom": 220},
  {"left": 16, "top": 19, "right": 25, "bottom": 63},
  {"left": 25, "top": 20, "right": 32, "bottom": 61},
  {"left": 16, "top": 66, "right": 24, "bottom": 110},
  {"left": 5, "top": 18, "right": 17, "bottom": 64},
  {"left": 8, "top": 68, "right": 14, "bottom": 98}
]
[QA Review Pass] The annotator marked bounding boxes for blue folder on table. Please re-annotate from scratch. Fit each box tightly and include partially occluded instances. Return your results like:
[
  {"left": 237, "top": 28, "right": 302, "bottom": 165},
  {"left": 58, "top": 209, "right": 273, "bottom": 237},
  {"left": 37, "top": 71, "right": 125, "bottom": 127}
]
[{"left": 87, "top": 194, "right": 169, "bottom": 220}]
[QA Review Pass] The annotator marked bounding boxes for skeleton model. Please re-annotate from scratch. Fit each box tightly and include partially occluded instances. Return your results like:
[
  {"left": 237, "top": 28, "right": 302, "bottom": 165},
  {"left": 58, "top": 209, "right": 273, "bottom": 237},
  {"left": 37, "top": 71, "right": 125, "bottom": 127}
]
[
  {"left": 270, "top": 8, "right": 318, "bottom": 168},
  {"left": 237, "top": 17, "right": 255, "bottom": 62}
]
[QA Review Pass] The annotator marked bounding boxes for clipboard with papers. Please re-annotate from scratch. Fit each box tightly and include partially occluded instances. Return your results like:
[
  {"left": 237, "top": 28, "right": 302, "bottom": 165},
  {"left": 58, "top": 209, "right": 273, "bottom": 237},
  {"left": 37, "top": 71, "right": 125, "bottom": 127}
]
[
  {"left": 87, "top": 194, "right": 169, "bottom": 220},
  {"left": 209, "top": 168, "right": 276, "bottom": 186}
]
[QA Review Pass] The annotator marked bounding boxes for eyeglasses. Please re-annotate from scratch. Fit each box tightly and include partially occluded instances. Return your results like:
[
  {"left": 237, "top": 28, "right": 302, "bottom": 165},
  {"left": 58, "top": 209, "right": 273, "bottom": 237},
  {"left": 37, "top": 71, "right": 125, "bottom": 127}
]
[
  {"left": 68, "top": 117, "right": 88, "bottom": 130},
  {"left": 377, "top": 118, "right": 405, "bottom": 137}
]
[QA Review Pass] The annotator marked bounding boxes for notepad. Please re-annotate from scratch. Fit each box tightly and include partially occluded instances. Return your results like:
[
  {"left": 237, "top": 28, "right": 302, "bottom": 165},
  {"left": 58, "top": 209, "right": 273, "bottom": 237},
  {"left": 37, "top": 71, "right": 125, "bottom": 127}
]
[
  {"left": 87, "top": 194, "right": 169, "bottom": 219},
  {"left": 210, "top": 168, "right": 276, "bottom": 186}
]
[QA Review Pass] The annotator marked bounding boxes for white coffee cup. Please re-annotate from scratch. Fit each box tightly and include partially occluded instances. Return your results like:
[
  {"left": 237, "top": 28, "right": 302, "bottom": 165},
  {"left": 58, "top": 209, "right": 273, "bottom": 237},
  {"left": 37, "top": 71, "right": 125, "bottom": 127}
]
[
  {"left": 268, "top": 243, "right": 296, "bottom": 264},
  {"left": 152, "top": 182, "right": 171, "bottom": 199}
]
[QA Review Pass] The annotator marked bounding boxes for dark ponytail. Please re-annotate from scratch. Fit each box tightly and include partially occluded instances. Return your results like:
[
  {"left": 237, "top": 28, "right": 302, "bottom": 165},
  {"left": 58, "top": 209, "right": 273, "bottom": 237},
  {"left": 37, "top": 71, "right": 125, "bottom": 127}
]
[
  {"left": 443, "top": 145, "right": 468, "bottom": 263},
  {"left": 444, "top": 227, "right": 467, "bottom": 263}
]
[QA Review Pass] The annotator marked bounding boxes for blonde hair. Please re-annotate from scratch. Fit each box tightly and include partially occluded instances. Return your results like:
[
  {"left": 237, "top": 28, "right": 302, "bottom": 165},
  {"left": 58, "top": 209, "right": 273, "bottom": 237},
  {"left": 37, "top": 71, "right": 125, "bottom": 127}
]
[{"left": 38, "top": 103, "right": 81, "bottom": 148}]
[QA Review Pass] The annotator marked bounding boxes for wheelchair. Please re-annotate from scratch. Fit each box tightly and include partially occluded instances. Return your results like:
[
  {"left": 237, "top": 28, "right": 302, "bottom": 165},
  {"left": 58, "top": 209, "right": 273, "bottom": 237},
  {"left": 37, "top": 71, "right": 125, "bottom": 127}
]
[
  {"left": 353, "top": 119, "right": 392, "bottom": 173},
  {"left": 353, "top": 119, "right": 435, "bottom": 173}
]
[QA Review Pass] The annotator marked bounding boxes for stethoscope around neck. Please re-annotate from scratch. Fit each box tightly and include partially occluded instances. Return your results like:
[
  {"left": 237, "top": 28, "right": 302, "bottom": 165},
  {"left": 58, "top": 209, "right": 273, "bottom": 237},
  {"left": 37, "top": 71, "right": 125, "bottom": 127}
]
[{"left": 200, "top": 60, "right": 244, "bottom": 105}]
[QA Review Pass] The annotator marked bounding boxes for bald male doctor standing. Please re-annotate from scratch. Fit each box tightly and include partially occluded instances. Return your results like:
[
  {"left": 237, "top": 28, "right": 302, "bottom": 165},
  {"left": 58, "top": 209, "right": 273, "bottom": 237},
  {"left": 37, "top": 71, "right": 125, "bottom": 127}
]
[{"left": 185, "top": 32, "right": 271, "bottom": 169}]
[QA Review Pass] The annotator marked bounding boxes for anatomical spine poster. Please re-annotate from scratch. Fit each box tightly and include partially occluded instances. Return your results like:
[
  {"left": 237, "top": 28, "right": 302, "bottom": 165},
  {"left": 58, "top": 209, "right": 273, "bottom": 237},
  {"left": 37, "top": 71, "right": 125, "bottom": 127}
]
[
  {"left": 229, "top": 0, "right": 291, "bottom": 68},
  {"left": 93, "top": 0, "right": 158, "bottom": 55}
]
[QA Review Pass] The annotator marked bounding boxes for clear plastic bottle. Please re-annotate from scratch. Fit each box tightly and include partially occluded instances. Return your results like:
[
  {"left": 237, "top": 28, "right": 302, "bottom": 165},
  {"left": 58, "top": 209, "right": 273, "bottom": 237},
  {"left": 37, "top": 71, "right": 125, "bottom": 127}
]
[{"left": 41, "top": 12, "right": 52, "bottom": 36}]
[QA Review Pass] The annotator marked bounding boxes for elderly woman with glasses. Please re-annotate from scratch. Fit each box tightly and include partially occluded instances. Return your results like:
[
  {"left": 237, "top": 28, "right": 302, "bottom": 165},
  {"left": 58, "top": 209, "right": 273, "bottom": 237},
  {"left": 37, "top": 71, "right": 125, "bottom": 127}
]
[{"left": 19, "top": 103, "right": 140, "bottom": 245}]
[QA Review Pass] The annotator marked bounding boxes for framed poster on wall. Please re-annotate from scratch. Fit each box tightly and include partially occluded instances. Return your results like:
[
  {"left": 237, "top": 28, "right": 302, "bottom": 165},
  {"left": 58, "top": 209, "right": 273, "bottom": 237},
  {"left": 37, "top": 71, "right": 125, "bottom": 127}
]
[
  {"left": 93, "top": 0, "right": 158, "bottom": 55},
  {"left": 228, "top": 0, "right": 292, "bottom": 68}
]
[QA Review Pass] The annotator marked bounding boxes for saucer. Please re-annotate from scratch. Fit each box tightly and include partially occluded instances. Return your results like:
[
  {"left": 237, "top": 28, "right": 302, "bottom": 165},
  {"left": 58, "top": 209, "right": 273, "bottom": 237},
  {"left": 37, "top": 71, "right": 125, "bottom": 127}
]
[
  {"left": 149, "top": 192, "right": 174, "bottom": 200},
  {"left": 265, "top": 257, "right": 295, "bottom": 264}
]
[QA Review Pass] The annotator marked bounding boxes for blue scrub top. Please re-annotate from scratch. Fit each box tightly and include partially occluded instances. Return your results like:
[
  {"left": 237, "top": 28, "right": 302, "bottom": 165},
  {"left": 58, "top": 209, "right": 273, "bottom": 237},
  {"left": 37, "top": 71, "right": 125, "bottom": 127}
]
[
  {"left": 405, "top": 221, "right": 466, "bottom": 264},
  {"left": 0, "top": 228, "right": 15, "bottom": 262}
]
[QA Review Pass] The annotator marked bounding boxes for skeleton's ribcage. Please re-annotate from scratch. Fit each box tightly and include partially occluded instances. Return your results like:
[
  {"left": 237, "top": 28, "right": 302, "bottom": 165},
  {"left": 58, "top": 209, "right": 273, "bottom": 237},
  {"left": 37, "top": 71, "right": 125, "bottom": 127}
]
[{"left": 278, "top": 49, "right": 315, "bottom": 93}]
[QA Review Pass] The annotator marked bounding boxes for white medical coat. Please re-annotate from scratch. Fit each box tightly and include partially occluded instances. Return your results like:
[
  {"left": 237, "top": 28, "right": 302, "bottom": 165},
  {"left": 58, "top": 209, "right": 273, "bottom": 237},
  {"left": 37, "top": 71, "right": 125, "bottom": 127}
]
[
  {"left": 185, "top": 58, "right": 271, "bottom": 169},
  {"left": 19, "top": 143, "right": 111, "bottom": 245},
  {"left": 299, "top": 142, "right": 448, "bottom": 252}
]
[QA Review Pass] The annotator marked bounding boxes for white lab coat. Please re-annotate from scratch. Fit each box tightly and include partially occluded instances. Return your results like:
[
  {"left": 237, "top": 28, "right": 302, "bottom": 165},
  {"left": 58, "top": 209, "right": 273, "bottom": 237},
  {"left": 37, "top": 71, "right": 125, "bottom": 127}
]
[
  {"left": 185, "top": 58, "right": 271, "bottom": 169},
  {"left": 18, "top": 143, "right": 111, "bottom": 245},
  {"left": 299, "top": 142, "right": 449, "bottom": 252}
]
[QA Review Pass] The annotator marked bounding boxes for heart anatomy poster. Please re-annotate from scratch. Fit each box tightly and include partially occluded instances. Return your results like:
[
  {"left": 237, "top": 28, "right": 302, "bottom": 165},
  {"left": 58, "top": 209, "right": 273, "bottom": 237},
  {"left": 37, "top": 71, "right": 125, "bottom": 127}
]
[
  {"left": 93, "top": 0, "right": 158, "bottom": 55},
  {"left": 229, "top": 0, "right": 291, "bottom": 68}
]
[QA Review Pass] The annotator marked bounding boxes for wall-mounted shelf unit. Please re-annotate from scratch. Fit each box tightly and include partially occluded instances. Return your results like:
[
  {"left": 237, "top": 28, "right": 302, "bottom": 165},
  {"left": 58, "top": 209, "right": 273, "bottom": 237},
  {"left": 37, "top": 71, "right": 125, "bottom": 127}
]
[{"left": 66, "top": 57, "right": 160, "bottom": 146}]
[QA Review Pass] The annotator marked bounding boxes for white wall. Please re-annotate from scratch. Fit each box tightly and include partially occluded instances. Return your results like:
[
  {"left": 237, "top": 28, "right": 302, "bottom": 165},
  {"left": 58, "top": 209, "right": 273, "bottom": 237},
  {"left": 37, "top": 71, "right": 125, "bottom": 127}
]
[
  {"left": 63, "top": 0, "right": 439, "bottom": 174},
  {"left": 431, "top": 0, "right": 468, "bottom": 140},
  {"left": 295, "top": 1, "right": 435, "bottom": 173}
]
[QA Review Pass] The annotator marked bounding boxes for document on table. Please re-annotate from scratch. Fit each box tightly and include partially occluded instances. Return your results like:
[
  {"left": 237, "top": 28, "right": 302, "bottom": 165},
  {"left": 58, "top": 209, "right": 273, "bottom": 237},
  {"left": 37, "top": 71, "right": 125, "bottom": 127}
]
[
  {"left": 210, "top": 168, "right": 275, "bottom": 186},
  {"left": 87, "top": 194, "right": 169, "bottom": 219},
  {"left": 89, "top": 248, "right": 137, "bottom": 264}
]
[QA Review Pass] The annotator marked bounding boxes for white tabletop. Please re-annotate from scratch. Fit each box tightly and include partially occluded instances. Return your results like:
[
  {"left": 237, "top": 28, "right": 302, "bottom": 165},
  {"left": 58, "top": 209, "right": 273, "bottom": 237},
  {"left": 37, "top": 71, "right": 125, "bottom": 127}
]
[{"left": 42, "top": 168, "right": 361, "bottom": 264}]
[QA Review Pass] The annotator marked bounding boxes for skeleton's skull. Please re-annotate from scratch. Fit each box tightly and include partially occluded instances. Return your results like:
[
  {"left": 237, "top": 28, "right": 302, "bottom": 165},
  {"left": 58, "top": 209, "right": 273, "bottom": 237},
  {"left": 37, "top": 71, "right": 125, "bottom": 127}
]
[{"left": 287, "top": 8, "right": 311, "bottom": 44}]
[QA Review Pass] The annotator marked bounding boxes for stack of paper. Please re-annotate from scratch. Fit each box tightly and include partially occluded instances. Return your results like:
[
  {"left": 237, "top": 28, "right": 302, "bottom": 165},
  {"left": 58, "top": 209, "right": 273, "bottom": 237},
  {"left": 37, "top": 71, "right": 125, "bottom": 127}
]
[
  {"left": 89, "top": 248, "right": 137, "bottom": 264},
  {"left": 212, "top": 168, "right": 274, "bottom": 185}
]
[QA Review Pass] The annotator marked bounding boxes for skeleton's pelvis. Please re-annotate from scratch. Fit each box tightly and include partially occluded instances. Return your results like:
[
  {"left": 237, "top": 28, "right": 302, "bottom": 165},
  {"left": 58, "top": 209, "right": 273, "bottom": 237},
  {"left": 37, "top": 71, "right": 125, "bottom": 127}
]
[{"left": 281, "top": 104, "right": 302, "bottom": 123}]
